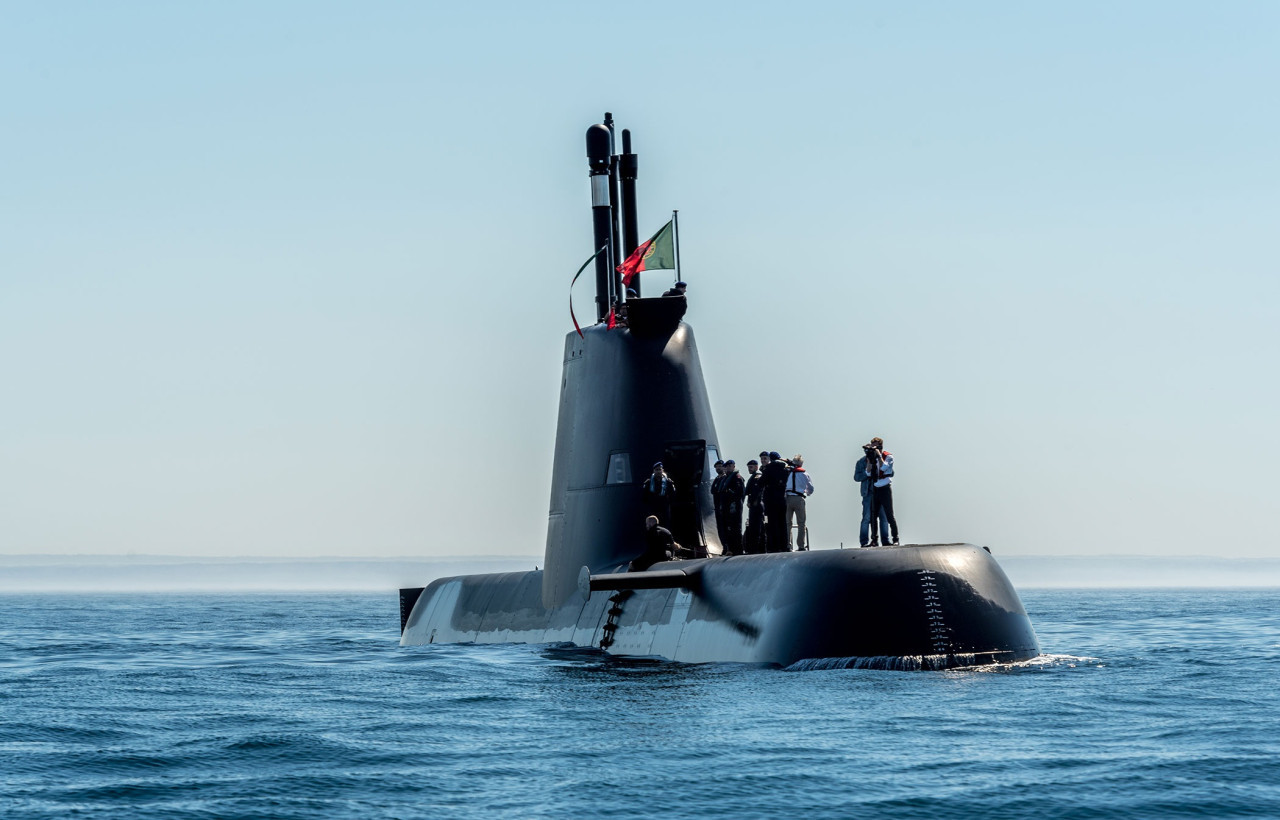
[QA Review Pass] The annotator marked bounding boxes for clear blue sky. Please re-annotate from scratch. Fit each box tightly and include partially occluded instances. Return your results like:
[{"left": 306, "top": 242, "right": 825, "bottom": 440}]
[{"left": 2, "top": 2, "right": 1276, "bottom": 558}]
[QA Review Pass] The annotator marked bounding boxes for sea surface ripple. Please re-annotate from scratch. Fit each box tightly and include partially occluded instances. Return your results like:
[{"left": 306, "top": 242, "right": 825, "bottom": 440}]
[{"left": 2, "top": 589, "right": 1279, "bottom": 819}]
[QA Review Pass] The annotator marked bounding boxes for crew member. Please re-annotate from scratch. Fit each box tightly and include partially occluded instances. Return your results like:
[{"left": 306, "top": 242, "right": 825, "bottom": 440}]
[
  {"left": 756, "top": 451, "right": 773, "bottom": 551},
  {"left": 784, "top": 454, "right": 815, "bottom": 550},
  {"left": 632, "top": 515, "right": 676, "bottom": 572},
  {"left": 743, "top": 459, "right": 765, "bottom": 554},
  {"left": 662, "top": 281, "right": 687, "bottom": 298},
  {"left": 855, "top": 445, "right": 890, "bottom": 547},
  {"left": 867, "top": 437, "right": 899, "bottom": 546},
  {"left": 760, "top": 451, "right": 791, "bottom": 552},
  {"left": 718, "top": 459, "right": 745, "bottom": 555},
  {"left": 706, "top": 460, "right": 727, "bottom": 550},
  {"left": 642, "top": 462, "right": 676, "bottom": 528}
]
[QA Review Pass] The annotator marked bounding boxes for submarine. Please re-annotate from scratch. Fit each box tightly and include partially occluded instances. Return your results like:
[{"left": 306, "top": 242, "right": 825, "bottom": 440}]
[{"left": 399, "top": 113, "right": 1039, "bottom": 670}]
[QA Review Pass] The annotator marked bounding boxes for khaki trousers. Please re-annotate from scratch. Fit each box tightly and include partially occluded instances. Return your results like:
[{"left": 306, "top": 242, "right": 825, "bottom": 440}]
[{"left": 785, "top": 495, "right": 808, "bottom": 550}]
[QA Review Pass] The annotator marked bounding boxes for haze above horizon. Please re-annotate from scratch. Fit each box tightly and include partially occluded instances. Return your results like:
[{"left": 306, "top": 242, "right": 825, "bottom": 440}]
[{"left": 2, "top": 2, "right": 1276, "bottom": 559}]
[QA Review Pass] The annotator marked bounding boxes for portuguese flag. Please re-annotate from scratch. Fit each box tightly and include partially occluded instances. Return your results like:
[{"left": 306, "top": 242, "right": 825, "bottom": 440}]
[{"left": 617, "top": 219, "right": 675, "bottom": 286}]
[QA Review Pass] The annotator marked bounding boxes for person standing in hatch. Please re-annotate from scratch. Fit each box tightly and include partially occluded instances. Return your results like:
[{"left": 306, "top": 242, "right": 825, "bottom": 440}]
[{"left": 642, "top": 462, "right": 677, "bottom": 529}]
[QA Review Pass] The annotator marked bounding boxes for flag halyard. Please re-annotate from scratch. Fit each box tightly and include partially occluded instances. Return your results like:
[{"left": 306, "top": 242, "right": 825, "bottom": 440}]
[{"left": 569, "top": 246, "right": 607, "bottom": 338}]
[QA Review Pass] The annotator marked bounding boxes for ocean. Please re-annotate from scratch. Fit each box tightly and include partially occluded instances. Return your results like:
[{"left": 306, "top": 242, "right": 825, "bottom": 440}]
[{"left": 2, "top": 589, "right": 1278, "bottom": 819}]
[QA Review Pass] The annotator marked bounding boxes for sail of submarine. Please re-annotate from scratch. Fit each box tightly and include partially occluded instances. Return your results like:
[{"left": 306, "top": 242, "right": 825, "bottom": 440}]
[{"left": 399, "top": 113, "right": 1039, "bottom": 669}]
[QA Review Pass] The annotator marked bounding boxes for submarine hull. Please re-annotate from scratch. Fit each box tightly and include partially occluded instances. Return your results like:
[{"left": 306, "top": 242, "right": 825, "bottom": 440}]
[{"left": 400, "top": 543, "right": 1039, "bottom": 668}]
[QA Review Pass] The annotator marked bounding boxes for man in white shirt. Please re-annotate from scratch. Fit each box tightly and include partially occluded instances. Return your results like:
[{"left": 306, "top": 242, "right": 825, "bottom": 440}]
[
  {"left": 784, "top": 454, "right": 815, "bottom": 551},
  {"left": 867, "top": 437, "right": 899, "bottom": 546}
]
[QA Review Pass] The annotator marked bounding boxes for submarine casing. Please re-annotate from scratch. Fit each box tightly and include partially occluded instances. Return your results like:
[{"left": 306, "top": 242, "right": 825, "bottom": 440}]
[{"left": 400, "top": 543, "right": 1039, "bottom": 667}]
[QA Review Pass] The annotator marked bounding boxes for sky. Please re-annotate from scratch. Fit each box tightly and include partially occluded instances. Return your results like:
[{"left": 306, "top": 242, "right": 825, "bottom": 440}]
[{"left": 2, "top": 2, "right": 1276, "bottom": 560}]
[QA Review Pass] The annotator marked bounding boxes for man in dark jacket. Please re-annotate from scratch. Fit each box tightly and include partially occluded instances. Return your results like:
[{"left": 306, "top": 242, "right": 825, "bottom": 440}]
[
  {"left": 759, "top": 451, "right": 792, "bottom": 552},
  {"left": 632, "top": 515, "right": 676, "bottom": 571},
  {"left": 743, "top": 458, "right": 766, "bottom": 554},
  {"left": 716, "top": 459, "right": 745, "bottom": 555},
  {"left": 866, "top": 437, "right": 899, "bottom": 546}
]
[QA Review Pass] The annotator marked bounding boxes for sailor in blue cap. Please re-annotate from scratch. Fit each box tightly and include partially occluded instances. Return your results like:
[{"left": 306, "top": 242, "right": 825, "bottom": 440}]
[
  {"left": 716, "top": 459, "right": 745, "bottom": 555},
  {"left": 661, "top": 281, "right": 687, "bottom": 298},
  {"left": 642, "top": 461, "right": 676, "bottom": 529},
  {"left": 710, "top": 459, "right": 728, "bottom": 553}
]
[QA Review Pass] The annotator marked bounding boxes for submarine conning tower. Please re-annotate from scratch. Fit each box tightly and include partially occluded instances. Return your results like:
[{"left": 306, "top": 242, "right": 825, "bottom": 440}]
[{"left": 541, "top": 115, "right": 722, "bottom": 609}]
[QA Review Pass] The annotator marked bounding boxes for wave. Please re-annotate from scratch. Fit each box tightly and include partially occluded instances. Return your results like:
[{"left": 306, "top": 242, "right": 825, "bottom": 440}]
[{"left": 787, "top": 651, "right": 1102, "bottom": 672}]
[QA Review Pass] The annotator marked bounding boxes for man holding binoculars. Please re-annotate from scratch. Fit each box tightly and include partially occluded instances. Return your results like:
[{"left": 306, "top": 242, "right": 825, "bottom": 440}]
[{"left": 855, "top": 436, "right": 899, "bottom": 547}]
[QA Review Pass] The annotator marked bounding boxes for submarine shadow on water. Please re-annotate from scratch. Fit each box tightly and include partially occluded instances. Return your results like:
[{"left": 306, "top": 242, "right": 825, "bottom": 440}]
[{"left": 538, "top": 642, "right": 778, "bottom": 674}]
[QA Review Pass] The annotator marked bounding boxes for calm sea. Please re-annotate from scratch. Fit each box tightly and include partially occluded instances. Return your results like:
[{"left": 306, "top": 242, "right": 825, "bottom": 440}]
[{"left": 2, "top": 589, "right": 1278, "bottom": 819}]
